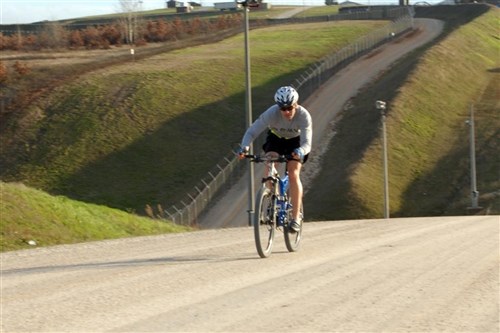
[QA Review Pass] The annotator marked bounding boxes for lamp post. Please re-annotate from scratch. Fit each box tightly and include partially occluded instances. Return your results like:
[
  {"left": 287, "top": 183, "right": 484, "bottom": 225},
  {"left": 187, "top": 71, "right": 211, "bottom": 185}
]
[
  {"left": 376, "top": 100, "right": 389, "bottom": 219},
  {"left": 239, "top": 0, "right": 254, "bottom": 226},
  {"left": 466, "top": 104, "right": 481, "bottom": 212}
]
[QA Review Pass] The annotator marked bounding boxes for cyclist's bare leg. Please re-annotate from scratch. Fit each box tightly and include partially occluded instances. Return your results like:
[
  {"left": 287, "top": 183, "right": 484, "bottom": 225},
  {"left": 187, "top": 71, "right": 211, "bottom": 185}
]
[
  {"left": 264, "top": 151, "right": 279, "bottom": 190},
  {"left": 287, "top": 159, "right": 302, "bottom": 221}
]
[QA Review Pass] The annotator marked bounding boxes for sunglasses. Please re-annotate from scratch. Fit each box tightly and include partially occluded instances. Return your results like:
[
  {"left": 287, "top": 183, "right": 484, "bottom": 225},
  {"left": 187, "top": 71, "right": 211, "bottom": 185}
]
[{"left": 280, "top": 105, "right": 294, "bottom": 112}]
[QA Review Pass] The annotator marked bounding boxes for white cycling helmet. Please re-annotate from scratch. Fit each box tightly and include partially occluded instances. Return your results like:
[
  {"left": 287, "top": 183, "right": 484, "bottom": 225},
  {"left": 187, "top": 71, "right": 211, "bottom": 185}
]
[{"left": 274, "top": 86, "right": 299, "bottom": 108}]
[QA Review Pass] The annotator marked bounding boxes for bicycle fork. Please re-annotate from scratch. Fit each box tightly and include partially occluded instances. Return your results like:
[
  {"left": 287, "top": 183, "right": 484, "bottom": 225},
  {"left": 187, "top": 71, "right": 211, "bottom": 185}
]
[{"left": 275, "top": 172, "right": 292, "bottom": 229}]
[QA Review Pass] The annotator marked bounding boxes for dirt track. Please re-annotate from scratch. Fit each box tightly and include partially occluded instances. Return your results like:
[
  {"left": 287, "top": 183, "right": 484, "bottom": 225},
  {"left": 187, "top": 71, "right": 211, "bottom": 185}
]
[{"left": 2, "top": 216, "right": 499, "bottom": 332}]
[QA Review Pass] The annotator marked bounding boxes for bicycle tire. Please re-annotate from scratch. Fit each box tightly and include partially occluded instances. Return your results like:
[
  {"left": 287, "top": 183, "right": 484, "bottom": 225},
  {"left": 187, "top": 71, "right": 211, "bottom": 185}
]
[
  {"left": 284, "top": 206, "right": 303, "bottom": 252},
  {"left": 254, "top": 186, "right": 276, "bottom": 258}
]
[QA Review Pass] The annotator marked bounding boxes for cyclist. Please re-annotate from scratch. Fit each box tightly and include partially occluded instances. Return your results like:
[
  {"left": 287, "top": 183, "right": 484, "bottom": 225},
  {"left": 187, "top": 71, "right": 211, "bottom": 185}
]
[{"left": 239, "top": 86, "right": 312, "bottom": 233}]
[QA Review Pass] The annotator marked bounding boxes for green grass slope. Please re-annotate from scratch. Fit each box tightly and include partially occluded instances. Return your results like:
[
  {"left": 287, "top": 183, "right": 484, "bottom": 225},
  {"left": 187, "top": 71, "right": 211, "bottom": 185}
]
[
  {"left": 305, "top": 5, "right": 499, "bottom": 220},
  {"left": 0, "top": 21, "right": 385, "bottom": 213},
  {"left": 0, "top": 181, "right": 190, "bottom": 252}
]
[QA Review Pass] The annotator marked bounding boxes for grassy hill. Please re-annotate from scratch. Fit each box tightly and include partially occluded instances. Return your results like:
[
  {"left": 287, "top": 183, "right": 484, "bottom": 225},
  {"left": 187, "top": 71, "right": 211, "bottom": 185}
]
[
  {"left": 0, "top": 181, "right": 190, "bottom": 252},
  {"left": 0, "top": 18, "right": 385, "bottom": 212},
  {"left": 1, "top": 10, "right": 383, "bottom": 251},
  {"left": 0, "top": 5, "right": 498, "bottom": 252},
  {"left": 305, "top": 5, "right": 499, "bottom": 219}
]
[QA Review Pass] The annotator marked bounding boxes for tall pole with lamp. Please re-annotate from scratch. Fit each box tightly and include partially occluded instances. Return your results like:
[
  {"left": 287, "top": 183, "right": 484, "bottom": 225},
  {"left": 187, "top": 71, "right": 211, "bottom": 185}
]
[
  {"left": 238, "top": 0, "right": 255, "bottom": 226},
  {"left": 376, "top": 100, "right": 390, "bottom": 219},
  {"left": 466, "top": 103, "right": 482, "bottom": 213}
]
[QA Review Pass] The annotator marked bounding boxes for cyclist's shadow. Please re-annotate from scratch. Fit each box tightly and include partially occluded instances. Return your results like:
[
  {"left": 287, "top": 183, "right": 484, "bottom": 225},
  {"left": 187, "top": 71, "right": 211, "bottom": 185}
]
[{"left": 2, "top": 254, "right": 259, "bottom": 276}]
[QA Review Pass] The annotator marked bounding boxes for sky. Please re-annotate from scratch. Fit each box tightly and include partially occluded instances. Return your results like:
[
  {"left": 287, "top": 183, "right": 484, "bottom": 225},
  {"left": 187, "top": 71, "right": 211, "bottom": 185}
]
[{"left": 1, "top": 0, "right": 442, "bottom": 25}]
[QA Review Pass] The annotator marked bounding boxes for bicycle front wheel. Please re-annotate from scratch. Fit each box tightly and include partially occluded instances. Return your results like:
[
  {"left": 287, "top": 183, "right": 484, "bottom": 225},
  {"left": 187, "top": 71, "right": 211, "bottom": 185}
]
[{"left": 254, "top": 186, "right": 276, "bottom": 258}]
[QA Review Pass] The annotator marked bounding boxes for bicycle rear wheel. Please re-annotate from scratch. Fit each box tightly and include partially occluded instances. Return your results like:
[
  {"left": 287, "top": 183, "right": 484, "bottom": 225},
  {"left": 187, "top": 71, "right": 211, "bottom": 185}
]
[
  {"left": 254, "top": 186, "right": 276, "bottom": 258},
  {"left": 284, "top": 207, "right": 303, "bottom": 252}
]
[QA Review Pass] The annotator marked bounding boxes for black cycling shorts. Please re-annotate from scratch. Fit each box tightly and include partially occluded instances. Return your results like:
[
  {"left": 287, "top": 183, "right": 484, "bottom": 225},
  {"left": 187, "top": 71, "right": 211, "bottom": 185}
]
[{"left": 262, "top": 131, "right": 309, "bottom": 163}]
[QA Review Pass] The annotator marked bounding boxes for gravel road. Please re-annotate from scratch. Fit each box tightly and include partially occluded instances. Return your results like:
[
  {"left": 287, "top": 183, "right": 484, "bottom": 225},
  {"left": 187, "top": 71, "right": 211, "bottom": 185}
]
[
  {"left": 198, "top": 18, "right": 445, "bottom": 229},
  {"left": 3, "top": 18, "right": 498, "bottom": 333},
  {"left": 2, "top": 216, "right": 498, "bottom": 332}
]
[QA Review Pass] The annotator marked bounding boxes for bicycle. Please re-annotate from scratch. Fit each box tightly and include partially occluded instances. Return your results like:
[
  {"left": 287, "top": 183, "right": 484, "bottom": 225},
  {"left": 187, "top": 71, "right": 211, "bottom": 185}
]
[{"left": 243, "top": 153, "right": 303, "bottom": 258}]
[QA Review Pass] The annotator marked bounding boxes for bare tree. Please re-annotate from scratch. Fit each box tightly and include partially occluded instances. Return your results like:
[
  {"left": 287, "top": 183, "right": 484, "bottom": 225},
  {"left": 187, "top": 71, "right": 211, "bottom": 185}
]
[
  {"left": 40, "top": 21, "right": 68, "bottom": 49},
  {"left": 117, "top": 0, "right": 143, "bottom": 45}
]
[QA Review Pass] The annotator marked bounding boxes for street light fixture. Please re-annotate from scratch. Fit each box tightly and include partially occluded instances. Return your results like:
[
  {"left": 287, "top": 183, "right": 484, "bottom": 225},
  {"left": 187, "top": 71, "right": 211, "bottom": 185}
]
[
  {"left": 376, "top": 100, "right": 390, "bottom": 219},
  {"left": 466, "top": 103, "right": 482, "bottom": 213},
  {"left": 237, "top": 0, "right": 254, "bottom": 226}
]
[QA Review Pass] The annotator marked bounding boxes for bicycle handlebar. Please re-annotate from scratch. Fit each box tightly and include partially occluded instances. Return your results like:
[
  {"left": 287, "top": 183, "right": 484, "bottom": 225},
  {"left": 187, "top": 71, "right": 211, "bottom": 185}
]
[{"left": 243, "top": 154, "right": 296, "bottom": 163}]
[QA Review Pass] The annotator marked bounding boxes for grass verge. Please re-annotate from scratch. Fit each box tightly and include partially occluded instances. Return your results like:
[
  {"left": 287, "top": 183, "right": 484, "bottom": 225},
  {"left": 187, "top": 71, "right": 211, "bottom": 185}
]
[{"left": 0, "top": 181, "right": 190, "bottom": 252}]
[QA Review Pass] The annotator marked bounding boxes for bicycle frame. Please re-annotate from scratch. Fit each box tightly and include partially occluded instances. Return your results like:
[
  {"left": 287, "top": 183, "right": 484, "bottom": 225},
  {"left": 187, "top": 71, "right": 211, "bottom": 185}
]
[
  {"left": 266, "top": 161, "right": 292, "bottom": 228},
  {"left": 244, "top": 153, "right": 302, "bottom": 258}
]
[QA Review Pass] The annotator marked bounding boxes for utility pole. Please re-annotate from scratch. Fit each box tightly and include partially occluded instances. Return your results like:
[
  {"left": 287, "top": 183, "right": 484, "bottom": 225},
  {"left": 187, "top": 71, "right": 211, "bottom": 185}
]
[
  {"left": 376, "top": 100, "right": 390, "bottom": 219},
  {"left": 466, "top": 103, "right": 481, "bottom": 213},
  {"left": 240, "top": 0, "right": 254, "bottom": 226}
]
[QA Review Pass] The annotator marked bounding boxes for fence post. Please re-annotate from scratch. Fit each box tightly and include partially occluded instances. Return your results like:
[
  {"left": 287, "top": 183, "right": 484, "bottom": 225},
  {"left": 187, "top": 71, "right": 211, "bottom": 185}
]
[
  {"left": 187, "top": 194, "right": 197, "bottom": 225},
  {"left": 172, "top": 205, "right": 182, "bottom": 225},
  {"left": 217, "top": 164, "right": 224, "bottom": 183},
  {"left": 201, "top": 179, "right": 210, "bottom": 202}
]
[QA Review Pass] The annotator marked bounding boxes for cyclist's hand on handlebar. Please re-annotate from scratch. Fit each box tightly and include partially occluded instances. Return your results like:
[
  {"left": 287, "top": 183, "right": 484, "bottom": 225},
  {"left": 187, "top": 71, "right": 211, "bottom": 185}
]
[
  {"left": 292, "top": 148, "right": 304, "bottom": 162},
  {"left": 238, "top": 146, "right": 249, "bottom": 160}
]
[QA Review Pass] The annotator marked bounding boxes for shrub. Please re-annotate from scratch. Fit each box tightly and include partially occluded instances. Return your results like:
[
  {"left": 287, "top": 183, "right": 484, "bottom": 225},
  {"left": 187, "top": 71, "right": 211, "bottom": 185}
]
[
  {"left": 0, "top": 61, "right": 8, "bottom": 83},
  {"left": 69, "top": 30, "right": 84, "bottom": 49},
  {"left": 1, "top": 14, "right": 247, "bottom": 51},
  {"left": 13, "top": 61, "right": 30, "bottom": 76}
]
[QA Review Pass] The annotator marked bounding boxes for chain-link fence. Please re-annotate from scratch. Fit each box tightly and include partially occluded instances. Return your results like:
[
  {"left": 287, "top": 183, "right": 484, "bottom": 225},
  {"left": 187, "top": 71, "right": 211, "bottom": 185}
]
[
  {"left": 164, "top": 7, "right": 415, "bottom": 226},
  {"left": 163, "top": 150, "right": 245, "bottom": 226}
]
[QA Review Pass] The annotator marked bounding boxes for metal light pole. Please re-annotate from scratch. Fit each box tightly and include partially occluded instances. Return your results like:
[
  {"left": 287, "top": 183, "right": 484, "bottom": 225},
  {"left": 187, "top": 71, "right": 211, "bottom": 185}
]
[
  {"left": 376, "top": 100, "right": 390, "bottom": 219},
  {"left": 467, "top": 103, "right": 480, "bottom": 211},
  {"left": 241, "top": 0, "right": 254, "bottom": 226}
]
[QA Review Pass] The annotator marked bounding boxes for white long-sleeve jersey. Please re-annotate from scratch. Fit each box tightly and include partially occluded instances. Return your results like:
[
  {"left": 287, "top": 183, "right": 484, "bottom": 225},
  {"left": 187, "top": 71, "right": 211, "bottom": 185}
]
[{"left": 241, "top": 104, "right": 312, "bottom": 155}]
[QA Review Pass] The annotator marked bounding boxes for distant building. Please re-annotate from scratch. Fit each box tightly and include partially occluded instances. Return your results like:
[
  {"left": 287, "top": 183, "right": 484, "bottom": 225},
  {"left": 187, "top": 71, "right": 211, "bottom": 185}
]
[
  {"left": 338, "top": 1, "right": 368, "bottom": 14},
  {"left": 338, "top": 1, "right": 363, "bottom": 6},
  {"left": 177, "top": 6, "right": 191, "bottom": 13},
  {"left": 166, "top": 1, "right": 186, "bottom": 8},
  {"left": 166, "top": 0, "right": 194, "bottom": 12}
]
